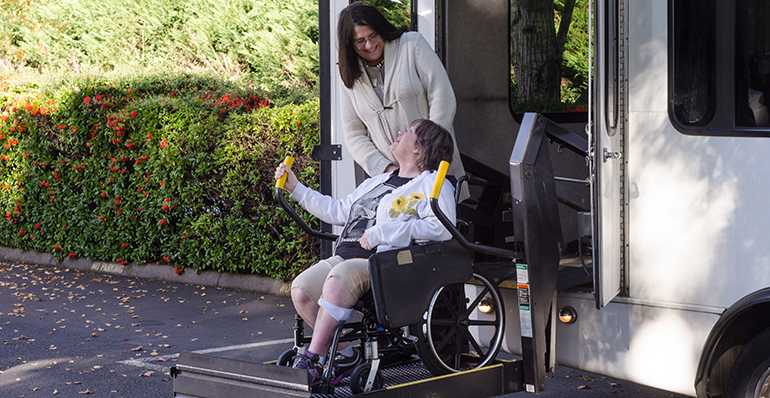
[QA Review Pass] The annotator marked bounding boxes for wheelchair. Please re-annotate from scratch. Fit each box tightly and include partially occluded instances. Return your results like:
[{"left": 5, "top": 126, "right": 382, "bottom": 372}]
[{"left": 274, "top": 158, "right": 515, "bottom": 395}]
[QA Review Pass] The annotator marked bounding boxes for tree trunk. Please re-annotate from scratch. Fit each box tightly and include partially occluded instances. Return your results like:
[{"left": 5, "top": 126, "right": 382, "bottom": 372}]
[{"left": 511, "top": 0, "right": 562, "bottom": 104}]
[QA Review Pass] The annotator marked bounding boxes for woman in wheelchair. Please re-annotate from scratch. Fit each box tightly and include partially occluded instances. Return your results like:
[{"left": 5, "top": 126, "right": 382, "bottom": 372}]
[{"left": 273, "top": 118, "right": 457, "bottom": 385}]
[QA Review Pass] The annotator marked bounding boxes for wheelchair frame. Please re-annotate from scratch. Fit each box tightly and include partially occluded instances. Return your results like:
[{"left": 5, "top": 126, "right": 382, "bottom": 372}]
[{"left": 273, "top": 160, "right": 515, "bottom": 394}]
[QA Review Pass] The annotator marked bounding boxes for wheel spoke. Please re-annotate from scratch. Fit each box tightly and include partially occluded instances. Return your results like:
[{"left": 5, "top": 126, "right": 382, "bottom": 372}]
[
  {"left": 430, "top": 318, "right": 455, "bottom": 326},
  {"left": 468, "top": 319, "right": 499, "bottom": 327},
  {"left": 433, "top": 325, "right": 458, "bottom": 354},
  {"left": 464, "top": 286, "right": 491, "bottom": 317},
  {"left": 453, "top": 331, "right": 463, "bottom": 369},
  {"left": 464, "top": 329, "right": 486, "bottom": 358},
  {"left": 438, "top": 290, "right": 461, "bottom": 318}
]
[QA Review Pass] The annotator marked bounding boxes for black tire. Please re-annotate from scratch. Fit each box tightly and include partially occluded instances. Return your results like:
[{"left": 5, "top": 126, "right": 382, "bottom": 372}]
[
  {"left": 349, "top": 362, "right": 383, "bottom": 394},
  {"left": 277, "top": 349, "right": 297, "bottom": 367},
  {"left": 414, "top": 266, "right": 505, "bottom": 375},
  {"left": 726, "top": 327, "right": 770, "bottom": 398}
]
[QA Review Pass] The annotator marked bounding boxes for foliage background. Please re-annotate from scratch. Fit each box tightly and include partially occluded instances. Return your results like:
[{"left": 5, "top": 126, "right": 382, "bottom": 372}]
[{"left": 0, "top": 0, "right": 323, "bottom": 280}]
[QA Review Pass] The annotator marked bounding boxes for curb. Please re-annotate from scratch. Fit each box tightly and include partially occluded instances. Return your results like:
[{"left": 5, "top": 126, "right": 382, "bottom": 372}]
[{"left": 0, "top": 245, "right": 292, "bottom": 297}]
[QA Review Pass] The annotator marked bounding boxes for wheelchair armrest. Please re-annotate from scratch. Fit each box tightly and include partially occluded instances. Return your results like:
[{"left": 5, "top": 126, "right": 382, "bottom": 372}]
[
  {"left": 431, "top": 162, "right": 516, "bottom": 259},
  {"left": 275, "top": 187, "right": 338, "bottom": 241}
]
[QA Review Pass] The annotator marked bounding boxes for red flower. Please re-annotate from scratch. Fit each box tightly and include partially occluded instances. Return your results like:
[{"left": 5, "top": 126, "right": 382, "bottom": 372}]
[
  {"left": 296, "top": 122, "right": 302, "bottom": 126},
  {"left": 131, "top": 111, "right": 138, "bottom": 118},
  {"left": 162, "top": 205, "right": 169, "bottom": 211},
  {"left": 68, "top": 253, "right": 76, "bottom": 258},
  {"left": 121, "top": 243, "right": 129, "bottom": 248},
  {"left": 19, "top": 229, "right": 25, "bottom": 235},
  {"left": 54, "top": 245, "right": 61, "bottom": 250},
  {"left": 101, "top": 192, "right": 107, "bottom": 198},
  {"left": 160, "top": 139, "right": 168, "bottom": 149},
  {"left": 83, "top": 97, "right": 91, "bottom": 105},
  {"left": 34, "top": 222, "right": 40, "bottom": 229},
  {"left": 160, "top": 219, "right": 167, "bottom": 225},
  {"left": 175, "top": 267, "right": 184, "bottom": 275}
]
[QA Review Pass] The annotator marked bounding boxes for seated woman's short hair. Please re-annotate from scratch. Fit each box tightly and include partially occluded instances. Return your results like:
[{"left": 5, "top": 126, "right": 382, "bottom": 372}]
[{"left": 412, "top": 119, "right": 454, "bottom": 172}]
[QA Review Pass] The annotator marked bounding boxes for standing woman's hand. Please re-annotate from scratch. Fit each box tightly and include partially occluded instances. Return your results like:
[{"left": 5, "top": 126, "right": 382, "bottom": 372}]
[{"left": 274, "top": 163, "right": 299, "bottom": 193}]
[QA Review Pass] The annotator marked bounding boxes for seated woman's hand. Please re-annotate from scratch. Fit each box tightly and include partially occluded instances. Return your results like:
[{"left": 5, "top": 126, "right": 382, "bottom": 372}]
[
  {"left": 274, "top": 163, "right": 299, "bottom": 193},
  {"left": 359, "top": 233, "right": 373, "bottom": 251}
]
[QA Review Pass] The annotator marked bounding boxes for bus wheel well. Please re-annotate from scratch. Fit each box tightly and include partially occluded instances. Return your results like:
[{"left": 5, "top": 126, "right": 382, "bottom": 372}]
[{"left": 696, "top": 289, "right": 770, "bottom": 398}]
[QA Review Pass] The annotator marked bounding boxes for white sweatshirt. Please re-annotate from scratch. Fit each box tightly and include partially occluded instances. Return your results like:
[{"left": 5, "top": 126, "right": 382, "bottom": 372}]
[{"left": 289, "top": 170, "right": 456, "bottom": 253}]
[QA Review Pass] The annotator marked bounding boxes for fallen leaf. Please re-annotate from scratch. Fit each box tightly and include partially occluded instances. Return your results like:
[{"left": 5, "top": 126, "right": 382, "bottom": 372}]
[
  {"left": 577, "top": 385, "right": 591, "bottom": 390},
  {"left": 78, "top": 389, "right": 94, "bottom": 394},
  {"left": 156, "top": 357, "right": 169, "bottom": 362},
  {"left": 131, "top": 346, "right": 142, "bottom": 351},
  {"left": 139, "top": 371, "right": 153, "bottom": 377}
]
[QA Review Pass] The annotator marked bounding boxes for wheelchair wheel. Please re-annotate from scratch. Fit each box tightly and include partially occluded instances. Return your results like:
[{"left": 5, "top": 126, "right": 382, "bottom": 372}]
[
  {"left": 277, "top": 349, "right": 297, "bottom": 367},
  {"left": 414, "top": 266, "right": 505, "bottom": 375},
  {"left": 349, "top": 362, "right": 383, "bottom": 394}
]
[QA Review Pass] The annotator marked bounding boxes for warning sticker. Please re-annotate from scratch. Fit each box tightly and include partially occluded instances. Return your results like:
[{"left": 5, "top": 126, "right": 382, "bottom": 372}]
[
  {"left": 516, "top": 263, "right": 529, "bottom": 284},
  {"left": 517, "top": 284, "right": 530, "bottom": 309},
  {"left": 519, "top": 307, "right": 533, "bottom": 338}
]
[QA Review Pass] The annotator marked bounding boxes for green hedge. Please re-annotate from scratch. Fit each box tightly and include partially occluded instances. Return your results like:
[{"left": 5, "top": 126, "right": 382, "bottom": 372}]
[{"left": 0, "top": 75, "right": 320, "bottom": 280}]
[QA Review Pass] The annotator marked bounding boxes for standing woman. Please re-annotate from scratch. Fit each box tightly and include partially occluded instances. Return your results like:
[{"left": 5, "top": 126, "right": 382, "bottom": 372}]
[{"left": 337, "top": 2, "right": 468, "bottom": 198}]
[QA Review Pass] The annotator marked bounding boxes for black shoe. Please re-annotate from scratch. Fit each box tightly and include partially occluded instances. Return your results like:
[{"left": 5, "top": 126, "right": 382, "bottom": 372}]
[{"left": 293, "top": 353, "right": 323, "bottom": 385}]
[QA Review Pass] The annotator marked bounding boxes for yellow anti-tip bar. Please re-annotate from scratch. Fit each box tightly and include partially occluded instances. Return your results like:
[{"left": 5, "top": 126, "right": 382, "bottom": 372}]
[
  {"left": 430, "top": 161, "right": 450, "bottom": 199},
  {"left": 275, "top": 156, "right": 294, "bottom": 189}
]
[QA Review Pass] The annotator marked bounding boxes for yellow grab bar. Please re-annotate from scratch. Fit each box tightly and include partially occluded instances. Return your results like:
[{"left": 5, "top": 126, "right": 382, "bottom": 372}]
[
  {"left": 275, "top": 156, "right": 294, "bottom": 189},
  {"left": 430, "top": 160, "right": 449, "bottom": 200}
]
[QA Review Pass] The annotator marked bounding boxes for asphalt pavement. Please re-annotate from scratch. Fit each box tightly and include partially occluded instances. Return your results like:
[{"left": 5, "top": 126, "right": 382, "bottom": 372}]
[{"left": 0, "top": 247, "right": 690, "bottom": 398}]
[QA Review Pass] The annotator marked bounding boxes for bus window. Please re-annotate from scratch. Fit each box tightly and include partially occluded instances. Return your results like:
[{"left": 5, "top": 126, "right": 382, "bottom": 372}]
[
  {"left": 670, "top": 0, "right": 715, "bottom": 127},
  {"left": 670, "top": 0, "right": 770, "bottom": 133},
  {"left": 738, "top": 0, "right": 770, "bottom": 128},
  {"left": 510, "top": 0, "right": 589, "bottom": 121}
]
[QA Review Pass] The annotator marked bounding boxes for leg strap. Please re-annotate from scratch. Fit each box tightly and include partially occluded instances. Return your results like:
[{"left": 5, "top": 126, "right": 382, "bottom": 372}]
[{"left": 318, "top": 296, "right": 353, "bottom": 322}]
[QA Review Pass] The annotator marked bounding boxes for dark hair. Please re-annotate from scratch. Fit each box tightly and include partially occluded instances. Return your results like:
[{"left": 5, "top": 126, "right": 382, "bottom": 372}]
[
  {"left": 412, "top": 119, "right": 454, "bottom": 172},
  {"left": 338, "top": 2, "right": 408, "bottom": 88}
]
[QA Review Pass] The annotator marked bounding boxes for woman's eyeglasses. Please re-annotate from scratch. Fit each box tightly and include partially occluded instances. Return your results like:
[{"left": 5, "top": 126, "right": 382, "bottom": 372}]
[{"left": 353, "top": 33, "right": 380, "bottom": 48}]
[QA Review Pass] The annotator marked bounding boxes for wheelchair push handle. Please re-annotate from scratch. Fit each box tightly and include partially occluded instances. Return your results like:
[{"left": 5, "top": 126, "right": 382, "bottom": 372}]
[
  {"left": 430, "top": 161, "right": 516, "bottom": 259},
  {"left": 274, "top": 155, "right": 338, "bottom": 241}
]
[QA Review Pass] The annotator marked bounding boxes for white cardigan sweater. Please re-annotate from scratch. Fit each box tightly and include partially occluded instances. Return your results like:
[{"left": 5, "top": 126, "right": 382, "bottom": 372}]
[{"left": 339, "top": 32, "right": 466, "bottom": 182}]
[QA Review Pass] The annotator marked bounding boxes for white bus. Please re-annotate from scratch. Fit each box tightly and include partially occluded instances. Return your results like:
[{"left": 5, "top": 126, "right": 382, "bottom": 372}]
[{"left": 316, "top": 1, "right": 770, "bottom": 397}]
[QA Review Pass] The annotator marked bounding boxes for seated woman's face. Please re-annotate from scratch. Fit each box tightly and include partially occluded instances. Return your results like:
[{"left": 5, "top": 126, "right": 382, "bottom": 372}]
[
  {"left": 353, "top": 25, "right": 383, "bottom": 65},
  {"left": 390, "top": 126, "right": 419, "bottom": 162}
]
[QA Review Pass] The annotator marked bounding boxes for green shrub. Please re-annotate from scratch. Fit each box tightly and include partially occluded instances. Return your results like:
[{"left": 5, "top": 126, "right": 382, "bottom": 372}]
[
  {"left": 0, "top": 0, "right": 319, "bottom": 90},
  {"left": 0, "top": 74, "right": 320, "bottom": 280}
]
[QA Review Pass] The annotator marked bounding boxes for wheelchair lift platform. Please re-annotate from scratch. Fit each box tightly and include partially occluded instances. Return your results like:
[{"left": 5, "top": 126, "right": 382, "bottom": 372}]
[{"left": 172, "top": 351, "right": 523, "bottom": 398}]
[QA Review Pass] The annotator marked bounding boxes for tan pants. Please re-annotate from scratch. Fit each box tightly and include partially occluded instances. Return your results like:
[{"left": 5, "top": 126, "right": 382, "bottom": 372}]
[{"left": 291, "top": 256, "right": 370, "bottom": 303}]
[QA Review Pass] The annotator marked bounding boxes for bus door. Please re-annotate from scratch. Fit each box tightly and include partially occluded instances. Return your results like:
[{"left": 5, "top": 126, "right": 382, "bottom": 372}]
[{"left": 592, "top": 0, "right": 623, "bottom": 309}]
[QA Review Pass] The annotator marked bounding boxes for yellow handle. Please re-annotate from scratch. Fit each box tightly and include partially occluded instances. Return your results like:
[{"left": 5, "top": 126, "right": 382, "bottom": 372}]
[
  {"left": 276, "top": 156, "right": 294, "bottom": 189},
  {"left": 430, "top": 161, "right": 450, "bottom": 199}
]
